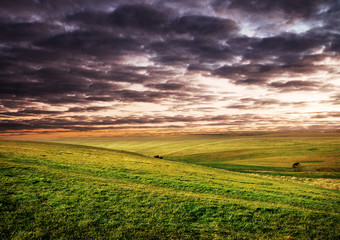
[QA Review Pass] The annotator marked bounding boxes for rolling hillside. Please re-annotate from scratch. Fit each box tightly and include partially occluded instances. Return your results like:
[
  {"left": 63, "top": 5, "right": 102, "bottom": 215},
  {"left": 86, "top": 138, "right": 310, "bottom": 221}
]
[
  {"left": 0, "top": 140, "right": 339, "bottom": 239},
  {"left": 60, "top": 133, "right": 340, "bottom": 178}
]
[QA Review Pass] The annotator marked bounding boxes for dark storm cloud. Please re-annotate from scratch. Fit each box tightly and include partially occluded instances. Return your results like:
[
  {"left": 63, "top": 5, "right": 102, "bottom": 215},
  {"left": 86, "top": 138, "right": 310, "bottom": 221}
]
[
  {"left": 0, "top": 0, "right": 338, "bottom": 133},
  {"left": 328, "top": 94, "right": 340, "bottom": 105},
  {"left": 213, "top": 64, "right": 276, "bottom": 84},
  {"left": 0, "top": 105, "right": 113, "bottom": 117},
  {"left": 36, "top": 30, "right": 143, "bottom": 58},
  {"left": 1, "top": 110, "right": 338, "bottom": 132},
  {"left": 0, "top": 109, "right": 62, "bottom": 117},
  {"left": 0, "top": 58, "right": 211, "bottom": 108},
  {"left": 234, "top": 78, "right": 267, "bottom": 85},
  {"left": 329, "top": 35, "right": 340, "bottom": 52},
  {"left": 65, "top": 11, "right": 109, "bottom": 28},
  {"left": 251, "top": 34, "right": 322, "bottom": 54},
  {"left": 67, "top": 106, "right": 111, "bottom": 113},
  {"left": 170, "top": 15, "right": 238, "bottom": 38},
  {"left": 269, "top": 80, "right": 319, "bottom": 89},
  {"left": 65, "top": 4, "right": 239, "bottom": 65},
  {"left": 268, "top": 80, "right": 330, "bottom": 92},
  {"left": 0, "top": 115, "right": 195, "bottom": 131},
  {"left": 226, "top": 98, "right": 307, "bottom": 109},
  {"left": 0, "top": 67, "right": 89, "bottom": 101},
  {"left": 85, "top": 90, "right": 158, "bottom": 102},
  {"left": 150, "top": 38, "right": 233, "bottom": 66},
  {"left": 311, "top": 111, "right": 340, "bottom": 119},
  {"left": 0, "top": 114, "right": 254, "bottom": 131},
  {"left": 240, "top": 98, "right": 281, "bottom": 105},
  {"left": 1, "top": 3, "right": 214, "bottom": 109},
  {"left": 213, "top": 48, "right": 337, "bottom": 92},
  {"left": 240, "top": 98, "right": 307, "bottom": 107},
  {"left": 146, "top": 82, "right": 185, "bottom": 91},
  {"left": 0, "top": 22, "right": 61, "bottom": 43},
  {"left": 239, "top": 33, "right": 328, "bottom": 65},
  {"left": 104, "top": 69, "right": 150, "bottom": 83},
  {"left": 0, "top": 0, "right": 128, "bottom": 20},
  {"left": 212, "top": 0, "right": 335, "bottom": 18},
  {"left": 108, "top": 4, "right": 168, "bottom": 32},
  {"left": 210, "top": 27, "right": 338, "bottom": 81},
  {"left": 148, "top": 15, "right": 238, "bottom": 63}
]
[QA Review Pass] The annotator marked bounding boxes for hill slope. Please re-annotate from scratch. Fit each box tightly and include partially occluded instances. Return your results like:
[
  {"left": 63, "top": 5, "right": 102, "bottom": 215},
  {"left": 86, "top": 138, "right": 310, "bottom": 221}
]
[
  {"left": 0, "top": 140, "right": 339, "bottom": 239},
  {"left": 59, "top": 134, "right": 340, "bottom": 179}
]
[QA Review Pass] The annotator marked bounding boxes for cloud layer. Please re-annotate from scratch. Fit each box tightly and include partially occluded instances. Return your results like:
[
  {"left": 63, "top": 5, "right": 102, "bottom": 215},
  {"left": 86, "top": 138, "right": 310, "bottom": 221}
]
[{"left": 0, "top": 0, "right": 339, "bottom": 135}]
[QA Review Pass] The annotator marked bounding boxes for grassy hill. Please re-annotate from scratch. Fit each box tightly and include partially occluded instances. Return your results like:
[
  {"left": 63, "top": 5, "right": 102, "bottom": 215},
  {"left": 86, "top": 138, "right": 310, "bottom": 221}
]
[
  {"left": 0, "top": 139, "right": 339, "bottom": 239},
  {"left": 59, "top": 133, "right": 340, "bottom": 179}
]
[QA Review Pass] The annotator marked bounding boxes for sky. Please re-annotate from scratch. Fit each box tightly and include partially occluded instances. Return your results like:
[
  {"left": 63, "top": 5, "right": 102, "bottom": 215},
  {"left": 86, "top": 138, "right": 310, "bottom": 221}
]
[{"left": 0, "top": 0, "right": 339, "bottom": 138}]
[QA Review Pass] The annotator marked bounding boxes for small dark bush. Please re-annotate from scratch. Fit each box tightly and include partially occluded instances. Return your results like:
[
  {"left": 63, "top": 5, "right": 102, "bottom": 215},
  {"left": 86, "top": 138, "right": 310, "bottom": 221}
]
[{"left": 292, "top": 162, "right": 300, "bottom": 168}]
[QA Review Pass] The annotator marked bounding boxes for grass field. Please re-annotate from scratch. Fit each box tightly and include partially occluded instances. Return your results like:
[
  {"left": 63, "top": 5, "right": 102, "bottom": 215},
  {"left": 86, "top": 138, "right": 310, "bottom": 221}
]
[
  {"left": 1, "top": 134, "right": 340, "bottom": 239},
  {"left": 60, "top": 133, "right": 340, "bottom": 179}
]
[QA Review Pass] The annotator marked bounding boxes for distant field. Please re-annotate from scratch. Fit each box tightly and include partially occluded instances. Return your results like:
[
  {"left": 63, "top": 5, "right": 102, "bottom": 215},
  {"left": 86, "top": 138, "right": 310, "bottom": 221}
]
[
  {"left": 59, "top": 133, "right": 340, "bottom": 179},
  {"left": 1, "top": 139, "right": 339, "bottom": 239}
]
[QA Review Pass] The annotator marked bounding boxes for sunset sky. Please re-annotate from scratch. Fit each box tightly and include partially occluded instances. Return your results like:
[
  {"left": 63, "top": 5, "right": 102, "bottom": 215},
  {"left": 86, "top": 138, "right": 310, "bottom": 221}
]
[{"left": 0, "top": 0, "right": 339, "bottom": 138}]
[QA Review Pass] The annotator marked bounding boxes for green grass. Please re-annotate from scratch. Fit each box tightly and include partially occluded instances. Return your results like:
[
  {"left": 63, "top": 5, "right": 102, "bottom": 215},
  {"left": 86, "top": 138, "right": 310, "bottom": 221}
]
[
  {"left": 0, "top": 139, "right": 339, "bottom": 239},
  {"left": 58, "top": 133, "right": 340, "bottom": 178}
]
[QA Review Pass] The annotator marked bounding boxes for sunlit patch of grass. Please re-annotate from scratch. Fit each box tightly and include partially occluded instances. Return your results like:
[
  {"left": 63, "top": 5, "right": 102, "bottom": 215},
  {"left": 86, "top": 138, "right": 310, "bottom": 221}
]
[{"left": 246, "top": 173, "right": 340, "bottom": 190}]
